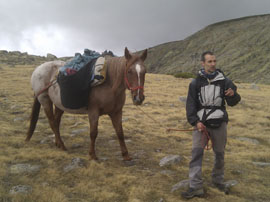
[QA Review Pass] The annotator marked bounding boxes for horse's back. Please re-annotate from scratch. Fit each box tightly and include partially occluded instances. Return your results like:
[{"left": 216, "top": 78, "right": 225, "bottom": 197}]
[{"left": 31, "top": 61, "right": 65, "bottom": 95}]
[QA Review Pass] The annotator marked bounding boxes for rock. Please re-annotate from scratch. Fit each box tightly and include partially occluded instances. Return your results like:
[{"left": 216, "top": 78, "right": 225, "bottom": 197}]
[
  {"left": 41, "top": 182, "right": 49, "bottom": 187},
  {"left": 179, "top": 96, "right": 187, "bottom": 103},
  {"left": 250, "top": 83, "right": 260, "bottom": 90},
  {"left": 13, "top": 117, "right": 25, "bottom": 122},
  {"left": 99, "top": 157, "right": 108, "bottom": 161},
  {"left": 159, "top": 155, "right": 181, "bottom": 167},
  {"left": 133, "top": 150, "right": 145, "bottom": 159},
  {"left": 122, "top": 117, "right": 129, "bottom": 122},
  {"left": 71, "top": 122, "right": 83, "bottom": 127},
  {"left": 171, "top": 179, "right": 189, "bottom": 192},
  {"left": 231, "top": 170, "right": 242, "bottom": 175},
  {"left": 71, "top": 144, "right": 82, "bottom": 149},
  {"left": 109, "top": 140, "right": 116, "bottom": 144},
  {"left": 40, "top": 137, "right": 53, "bottom": 144},
  {"left": 253, "top": 162, "right": 270, "bottom": 167},
  {"left": 237, "top": 137, "right": 259, "bottom": 145},
  {"left": 9, "top": 185, "right": 32, "bottom": 195},
  {"left": 224, "top": 180, "right": 238, "bottom": 187},
  {"left": 64, "top": 158, "right": 86, "bottom": 172},
  {"left": 160, "top": 170, "right": 175, "bottom": 176},
  {"left": 47, "top": 53, "right": 57, "bottom": 60},
  {"left": 70, "top": 128, "right": 88, "bottom": 136},
  {"left": 10, "top": 164, "right": 41, "bottom": 174},
  {"left": 123, "top": 160, "right": 136, "bottom": 167}
]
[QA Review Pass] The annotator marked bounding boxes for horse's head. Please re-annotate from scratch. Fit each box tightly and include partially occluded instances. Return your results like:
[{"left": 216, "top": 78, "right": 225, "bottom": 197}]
[{"left": 124, "top": 47, "right": 147, "bottom": 105}]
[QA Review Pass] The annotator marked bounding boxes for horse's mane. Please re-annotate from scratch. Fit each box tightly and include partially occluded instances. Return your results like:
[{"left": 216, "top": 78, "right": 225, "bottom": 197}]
[
  {"left": 106, "top": 54, "right": 142, "bottom": 92},
  {"left": 106, "top": 56, "right": 126, "bottom": 92}
]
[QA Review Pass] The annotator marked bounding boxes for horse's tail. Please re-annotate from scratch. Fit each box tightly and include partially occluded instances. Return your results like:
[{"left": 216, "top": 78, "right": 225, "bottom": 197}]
[{"left": 25, "top": 97, "right": 41, "bottom": 141}]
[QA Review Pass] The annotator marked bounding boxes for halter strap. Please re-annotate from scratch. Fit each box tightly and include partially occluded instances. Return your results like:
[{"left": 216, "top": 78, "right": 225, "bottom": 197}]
[
  {"left": 124, "top": 75, "right": 144, "bottom": 91},
  {"left": 124, "top": 65, "right": 144, "bottom": 91}
]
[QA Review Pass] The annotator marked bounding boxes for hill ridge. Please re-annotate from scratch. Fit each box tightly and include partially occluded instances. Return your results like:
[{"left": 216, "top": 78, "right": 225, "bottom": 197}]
[{"left": 145, "top": 14, "right": 270, "bottom": 84}]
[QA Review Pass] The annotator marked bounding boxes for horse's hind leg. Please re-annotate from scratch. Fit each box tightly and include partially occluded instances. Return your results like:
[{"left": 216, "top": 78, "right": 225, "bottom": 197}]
[
  {"left": 42, "top": 97, "right": 66, "bottom": 150},
  {"left": 88, "top": 112, "right": 99, "bottom": 160},
  {"left": 54, "top": 105, "right": 65, "bottom": 149},
  {"left": 109, "top": 111, "right": 131, "bottom": 161}
]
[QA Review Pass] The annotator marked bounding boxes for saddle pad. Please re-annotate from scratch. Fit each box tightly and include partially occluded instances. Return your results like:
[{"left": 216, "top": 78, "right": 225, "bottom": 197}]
[
  {"left": 57, "top": 59, "right": 97, "bottom": 109},
  {"left": 91, "top": 57, "right": 107, "bottom": 87}
]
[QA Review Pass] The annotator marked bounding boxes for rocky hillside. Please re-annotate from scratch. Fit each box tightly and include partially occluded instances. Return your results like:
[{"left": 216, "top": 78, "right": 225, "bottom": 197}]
[
  {"left": 0, "top": 50, "right": 60, "bottom": 66},
  {"left": 145, "top": 14, "right": 270, "bottom": 84},
  {"left": 0, "top": 50, "right": 73, "bottom": 67}
]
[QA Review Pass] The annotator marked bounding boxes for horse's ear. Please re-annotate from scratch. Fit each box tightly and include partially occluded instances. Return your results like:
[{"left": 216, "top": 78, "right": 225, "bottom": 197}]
[
  {"left": 125, "top": 47, "right": 132, "bottom": 60},
  {"left": 140, "top": 49, "right": 147, "bottom": 61}
]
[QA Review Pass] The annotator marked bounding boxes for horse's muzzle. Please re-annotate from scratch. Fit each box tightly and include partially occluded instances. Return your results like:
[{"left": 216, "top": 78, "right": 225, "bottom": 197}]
[{"left": 132, "top": 94, "right": 145, "bottom": 105}]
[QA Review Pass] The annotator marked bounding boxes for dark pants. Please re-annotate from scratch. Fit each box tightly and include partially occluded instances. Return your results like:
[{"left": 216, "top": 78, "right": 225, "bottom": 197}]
[{"left": 189, "top": 122, "right": 227, "bottom": 189}]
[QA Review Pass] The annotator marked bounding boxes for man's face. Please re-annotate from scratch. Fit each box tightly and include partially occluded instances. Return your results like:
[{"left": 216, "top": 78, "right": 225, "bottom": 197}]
[{"left": 201, "top": 54, "right": 216, "bottom": 73}]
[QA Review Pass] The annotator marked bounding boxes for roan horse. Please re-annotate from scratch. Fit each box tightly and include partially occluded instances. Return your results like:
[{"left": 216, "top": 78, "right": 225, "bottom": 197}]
[{"left": 26, "top": 47, "right": 147, "bottom": 161}]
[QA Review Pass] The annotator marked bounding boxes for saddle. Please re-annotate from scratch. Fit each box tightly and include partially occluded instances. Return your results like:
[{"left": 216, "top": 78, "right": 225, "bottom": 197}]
[{"left": 57, "top": 57, "right": 107, "bottom": 109}]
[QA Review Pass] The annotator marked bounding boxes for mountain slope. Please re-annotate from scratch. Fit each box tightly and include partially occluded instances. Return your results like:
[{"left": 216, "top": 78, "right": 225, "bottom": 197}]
[{"left": 145, "top": 14, "right": 270, "bottom": 84}]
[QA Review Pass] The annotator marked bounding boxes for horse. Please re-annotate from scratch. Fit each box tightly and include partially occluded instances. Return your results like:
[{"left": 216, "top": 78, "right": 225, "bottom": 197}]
[{"left": 26, "top": 47, "right": 147, "bottom": 161}]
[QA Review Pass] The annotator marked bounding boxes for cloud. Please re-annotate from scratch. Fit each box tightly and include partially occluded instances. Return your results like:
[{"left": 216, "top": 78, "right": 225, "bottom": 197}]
[{"left": 0, "top": 0, "right": 270, "bottom": 57}]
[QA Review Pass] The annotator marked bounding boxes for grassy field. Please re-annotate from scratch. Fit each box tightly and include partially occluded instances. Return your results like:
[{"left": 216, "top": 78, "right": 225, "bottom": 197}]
[{"left": 0, "top": 64, "right": 269, "bottom": 202}]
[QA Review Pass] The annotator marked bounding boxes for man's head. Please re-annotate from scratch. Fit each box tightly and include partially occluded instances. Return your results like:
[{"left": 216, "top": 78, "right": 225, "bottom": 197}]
[{"left": 201, "top": 51, "right": 216, "bottom": 74}]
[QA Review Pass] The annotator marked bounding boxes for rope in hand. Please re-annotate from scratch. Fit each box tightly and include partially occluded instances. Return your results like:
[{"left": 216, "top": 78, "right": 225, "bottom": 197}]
[
  {"left": 135, "top": 106, "right": 193, "bottom": 133},
  {"left": 136, "top": 106, "right": 212, "bottom": 150},
  {"left": 201, "top": 128, "right": 212, "bottom": 150}
]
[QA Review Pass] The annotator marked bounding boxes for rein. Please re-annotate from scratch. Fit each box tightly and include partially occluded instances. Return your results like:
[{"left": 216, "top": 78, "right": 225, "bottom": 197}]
[
  {"left": 136, "top": 106, "right": 212, "bottom": 150},
  {"left": 201, "top": 129, "right": 212, "bottom": 150},
  {"left": 136, "top": 106, "right": 193, "bottom": 133},
  {"left": 35, "top": 79, "right": 57, "bottom": 97}
]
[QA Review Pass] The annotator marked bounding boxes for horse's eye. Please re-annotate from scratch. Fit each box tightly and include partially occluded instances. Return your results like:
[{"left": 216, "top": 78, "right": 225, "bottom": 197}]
[{"left": 127, "top": 69, "right": 132, "bottom": 74}]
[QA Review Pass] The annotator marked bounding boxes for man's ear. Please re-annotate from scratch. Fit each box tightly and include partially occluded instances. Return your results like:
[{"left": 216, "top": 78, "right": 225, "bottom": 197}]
[{"left": 200, "top": 61, "right": 204, "bottom": 67}]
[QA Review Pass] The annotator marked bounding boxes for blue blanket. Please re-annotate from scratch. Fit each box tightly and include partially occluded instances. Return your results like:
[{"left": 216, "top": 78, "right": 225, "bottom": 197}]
[{"left": 60, "top": 49, "right": 100, "bottom": 76}]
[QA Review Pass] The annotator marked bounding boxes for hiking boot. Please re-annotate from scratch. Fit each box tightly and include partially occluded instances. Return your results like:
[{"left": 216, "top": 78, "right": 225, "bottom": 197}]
[
  {"left": 181, "top": 187, "right": 204, "bottom": 199},
  {"left": 213, "top": 183, "right": 230, "bottom": 194}
]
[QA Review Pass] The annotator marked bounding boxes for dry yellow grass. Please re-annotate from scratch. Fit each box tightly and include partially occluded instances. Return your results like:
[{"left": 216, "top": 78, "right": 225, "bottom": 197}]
[{"left": 0, "top": 64, "right": 269, "bottom": 202}]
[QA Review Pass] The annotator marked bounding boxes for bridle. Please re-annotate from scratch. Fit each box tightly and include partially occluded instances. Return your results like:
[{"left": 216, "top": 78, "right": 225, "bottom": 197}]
[{"left": 124, "top": 63, "right": 144, "bottom": 92}]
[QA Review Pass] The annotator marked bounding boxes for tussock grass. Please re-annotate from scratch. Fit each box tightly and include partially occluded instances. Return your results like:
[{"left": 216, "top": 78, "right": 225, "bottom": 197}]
[{"left": 0, "top": 65, "right": 269, "bottom": 201}]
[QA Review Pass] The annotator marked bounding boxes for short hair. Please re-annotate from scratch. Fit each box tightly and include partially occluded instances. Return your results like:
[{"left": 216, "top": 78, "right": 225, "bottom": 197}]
[{"left": 201, "top": 51, "right": 214, "bottom": 62}]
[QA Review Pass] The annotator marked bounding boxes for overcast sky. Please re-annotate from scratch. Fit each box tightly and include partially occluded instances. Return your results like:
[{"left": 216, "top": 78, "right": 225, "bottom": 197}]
[{"left": 0, "top": 0, "right": 269, "bottom": 57}]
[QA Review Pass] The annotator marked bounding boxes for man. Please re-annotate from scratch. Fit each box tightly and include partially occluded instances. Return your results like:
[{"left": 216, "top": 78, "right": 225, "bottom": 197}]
[{"left": 182, "top": 51, "right": 241, "bottom": 199}]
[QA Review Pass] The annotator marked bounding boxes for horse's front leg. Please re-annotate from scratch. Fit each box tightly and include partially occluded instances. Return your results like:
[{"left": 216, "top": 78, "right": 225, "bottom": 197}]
[
  {"left": 109, "top": 110, "right": 132, "bottom": 161},
  {"left": 88, "top": 112, "right": 99, "bottom": 160}
]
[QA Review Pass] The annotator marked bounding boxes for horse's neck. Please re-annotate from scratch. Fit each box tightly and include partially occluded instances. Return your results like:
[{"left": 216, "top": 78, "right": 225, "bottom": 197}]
[{"left": 106, "top": 57, "right": 126, "bottom": 93}]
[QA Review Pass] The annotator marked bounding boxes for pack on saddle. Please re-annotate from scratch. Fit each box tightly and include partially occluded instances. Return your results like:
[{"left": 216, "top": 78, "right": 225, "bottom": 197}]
[{"left": 57, "top": 49, "right": 112, "bottom": 109}]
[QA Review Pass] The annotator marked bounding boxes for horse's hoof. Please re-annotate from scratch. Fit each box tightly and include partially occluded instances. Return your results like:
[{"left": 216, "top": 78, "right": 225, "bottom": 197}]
[
  {"left": 56, "top": 142, "right": 67, "bottom": 151},
  {"left": 90, "top": 156, "right": 98, "bottom": 161},
  {"left": 89, "top": 154, "right": 98, "bottom": 161},
  {"left": 61, "top": 146, "right": 67, "bottom": 151},
  {"left": 123, "top": 156, "right": 132, "bottom": 161},
  {"left": 123, "top": 160, "right": 135, "bottom": 167}
]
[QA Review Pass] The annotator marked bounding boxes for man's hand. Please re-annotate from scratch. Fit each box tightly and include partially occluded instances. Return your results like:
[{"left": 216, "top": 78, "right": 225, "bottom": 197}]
[
  {"left": 196, "top": 122, "right": 206, "bottom": 132},
  {"left": 225, "top": 88, "right": 234, "bottom": 97}
]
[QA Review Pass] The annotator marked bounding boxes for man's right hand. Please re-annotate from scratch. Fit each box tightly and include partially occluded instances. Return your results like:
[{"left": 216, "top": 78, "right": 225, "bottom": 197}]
[{"left": 196, "top": 121, "right": 206, "bottom": 132}]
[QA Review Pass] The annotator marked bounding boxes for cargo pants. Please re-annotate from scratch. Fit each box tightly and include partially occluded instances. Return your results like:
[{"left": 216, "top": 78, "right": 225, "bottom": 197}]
[{"left": 189, "top": 122, "right": 227, "bottom": 189}]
